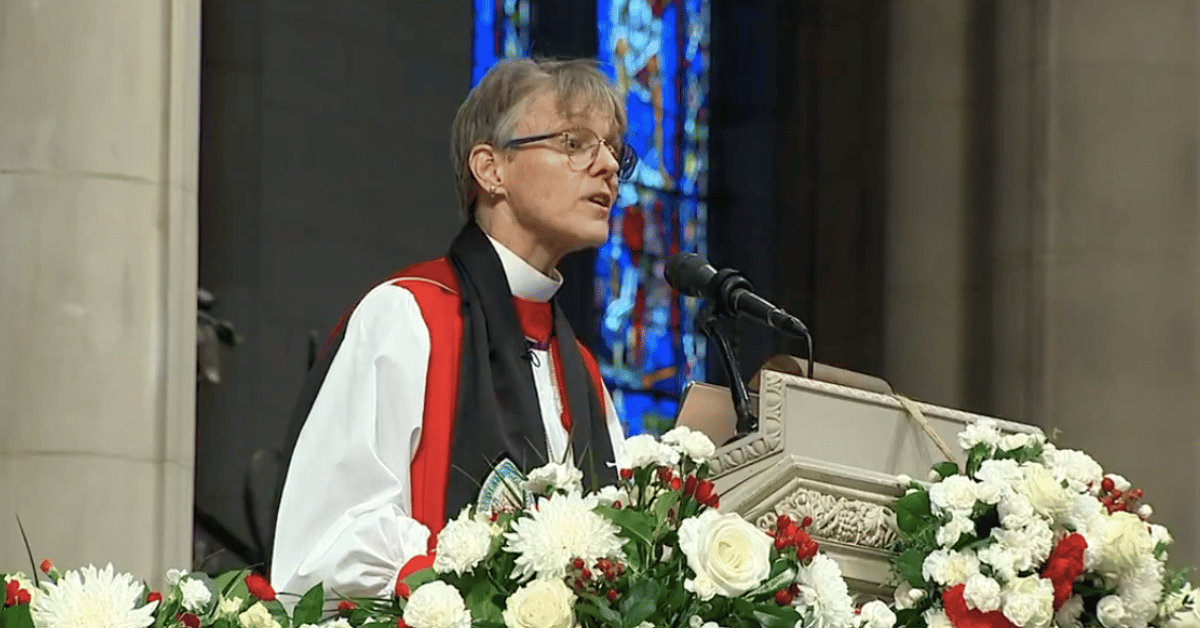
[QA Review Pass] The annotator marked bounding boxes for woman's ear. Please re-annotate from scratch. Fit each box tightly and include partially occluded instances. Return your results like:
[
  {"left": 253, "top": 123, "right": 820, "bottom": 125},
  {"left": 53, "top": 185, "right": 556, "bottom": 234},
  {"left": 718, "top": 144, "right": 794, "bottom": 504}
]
[{"left": 468, "top": 144, "right": 505, "bottom": 198}]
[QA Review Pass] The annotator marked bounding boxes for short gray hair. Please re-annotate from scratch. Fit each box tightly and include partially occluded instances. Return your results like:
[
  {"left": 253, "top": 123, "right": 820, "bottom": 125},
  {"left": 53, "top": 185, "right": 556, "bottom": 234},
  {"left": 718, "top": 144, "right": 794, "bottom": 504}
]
[{"left": 450, "top": 57, "right": 628, "bottom": 216}]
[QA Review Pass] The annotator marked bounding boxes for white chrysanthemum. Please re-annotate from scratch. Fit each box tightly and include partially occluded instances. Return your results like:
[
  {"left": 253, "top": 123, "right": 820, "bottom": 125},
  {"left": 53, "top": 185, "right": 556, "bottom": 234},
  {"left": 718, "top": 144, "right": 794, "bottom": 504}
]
[
  {"left": 959, "top": 419, "right": 1001, "bottom": 450},
  {"left": 522, "top": 463, "right": 583, "bottom": 496},
  {"left": 1117, "top": 557, "right": 1164, "bottom": 628},
  {"left": 178, "top": 577, "right": 212, "bottom": 612},
  {"left": 403, "top": 581, "right": 472, "bottom": 628},
  {"left": 1043, "top": 449, "right": 1103, "bottom": 494},
  {"left": 217, "top": 595, "right": 243, "bottom": 616},
  {"left": 435, "top": 508, "right": 498, "bottom": 575},
  {"left": 661, "top": 426, "right": 716, "bottom": 462},
  {"left": 930, "top": 475, "right": 979, "bottom": 517},
  {"left": 504, "top": 493, "right": 623, "bottom": 582},
  {"left": 793, "top": 555, "right": 855, "bottom": 628},
  {"left": 922, "top": 549, "right": 980, "bottom": 587},
  {"left": 240, "top": 601, "right": 281, "bottom": 628},
  {"left": 937, "top": 515, "right": 976, "bottom": 548},
  {"left": 30, "top": 564, "right": 158, "bottom": 628},
  {"left": 614, "top": 434, "right": 680, "bottom": 470}
]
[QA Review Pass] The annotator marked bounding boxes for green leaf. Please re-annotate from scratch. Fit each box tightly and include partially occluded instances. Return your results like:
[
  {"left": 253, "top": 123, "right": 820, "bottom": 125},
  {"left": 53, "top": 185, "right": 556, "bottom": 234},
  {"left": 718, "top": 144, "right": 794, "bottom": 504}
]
[
  {"left": 598, "top": 506, "right": 658, "bottom": 547},
  {"left": 212, "top": 569, "right": 250, "bottom": 596},
  {"left": 576, "top": 596, "right": 623, "bottom": 627},
  {"left": 932, "top": 461, "right": 959, "bottom": 479},
  {"left": 268, "top": 600, "right": 291, "bottom": 628},
  {"left": 462, "top": 577, "right": 504, "bottom": 625},
  {"left": 653, "top": 491, "right": 681, "bottom": 524},
  {"left": 894, "top": 491, "right": 932, "bottom": 535},
  {"left": 2, "top": 604, "right": 35, "bottom": 628},
  {"left": 894, "top": 547, "right": 928, "bottom": 588},
  {"left": 618, "top": 580, "right": 660, "bottom": 628},
  {"left": 753, "top": 604, "right": 801, "bottom": 628},
  {"left": 292, "top": 582, "right": 325, "bottom": 626},
  {"left": 402, "top": 567, "right": 439, "bottom": 590},
  {"left": 896, "top": 608, "right": 928, "bottom": 628}
]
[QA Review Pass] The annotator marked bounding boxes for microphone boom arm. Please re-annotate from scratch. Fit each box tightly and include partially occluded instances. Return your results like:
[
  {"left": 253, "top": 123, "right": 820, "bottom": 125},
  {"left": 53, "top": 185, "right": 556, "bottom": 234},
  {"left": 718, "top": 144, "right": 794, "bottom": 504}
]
[{"left": 697, "top": 306, "right": 757, "bottom": 438}]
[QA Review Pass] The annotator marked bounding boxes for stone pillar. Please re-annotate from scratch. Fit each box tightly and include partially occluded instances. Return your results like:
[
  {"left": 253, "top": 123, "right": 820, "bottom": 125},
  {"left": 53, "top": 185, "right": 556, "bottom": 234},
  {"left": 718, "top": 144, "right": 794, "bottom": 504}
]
[
  {"left": 883, "top": 0, "right": 975, "bottom": 407},
  {"left": 0, "top": 0, "right": 200, "bottom": 582}
]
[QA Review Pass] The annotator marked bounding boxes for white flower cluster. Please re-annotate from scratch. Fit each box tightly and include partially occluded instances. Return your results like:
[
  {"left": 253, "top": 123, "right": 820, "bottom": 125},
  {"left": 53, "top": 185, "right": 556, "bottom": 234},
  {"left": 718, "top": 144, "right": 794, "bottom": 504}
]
[
  {"left": 434, "top": 507, "right": 500, "bottom": 575},
  {"left": 504, "top": 492, "right": 624, "bottom": 582},
  {"left": 915, "top": 419, "right": 1176, "bottom": 628}
]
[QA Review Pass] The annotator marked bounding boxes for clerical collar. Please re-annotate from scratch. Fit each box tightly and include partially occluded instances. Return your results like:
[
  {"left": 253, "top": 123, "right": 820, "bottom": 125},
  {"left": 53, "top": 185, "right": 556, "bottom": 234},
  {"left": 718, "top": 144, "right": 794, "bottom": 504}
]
[{"left": 485, "top": 234, "right": 563, "bottom": 302}]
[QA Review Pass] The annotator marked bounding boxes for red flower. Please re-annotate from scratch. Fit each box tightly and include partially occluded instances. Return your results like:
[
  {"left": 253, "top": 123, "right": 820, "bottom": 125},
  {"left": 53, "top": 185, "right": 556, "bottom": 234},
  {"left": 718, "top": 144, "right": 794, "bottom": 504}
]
[
  {"left": 669, "top": 477, "right": 683, "bottom": 491},
  {"left": 657, "top": 467, "right": 675, "bottom": 484},
  {"left": 397, "top": 619, "right": 409, "bottom": 628},
  {"left": 177, "top": 613, "right": 201, "bottom": 628},
  {"left": 395, "top": 580, "right": 412, "bottom": 600},
  {"left": 244, "top": 573, "right": 277, "bottom": 601},
  {"left": 338, "top": 600, "right": 357, "bottom": 614},
  {"left": 1042, "top": 533, "right": 1088, "bottom": 609},
  {"left": 4, "top": 580, "right": 29, "bottom": 607},
  {"left": 943, "top": 584, "right": 1020, "bottom": 628},
  {"left": 147, "top": 591, "right": 163, "bottom": 604},
  {"left": 39, "top": 559, "right": 54, "bottom": 574},
  {"left": 14, "top": 589, "right": 30, "bottom": 606},
  {"left": 695, "top": 480, "right": 719, "bottom": 507},
  {"left": 794, "top": 531, "right": 819, "bottom": 562},
  {"left": 684, "top": 475, "right": 698, "bottom": 497},
  {"left": 620, "top": 468, "right": 634, "bottom": 480}
]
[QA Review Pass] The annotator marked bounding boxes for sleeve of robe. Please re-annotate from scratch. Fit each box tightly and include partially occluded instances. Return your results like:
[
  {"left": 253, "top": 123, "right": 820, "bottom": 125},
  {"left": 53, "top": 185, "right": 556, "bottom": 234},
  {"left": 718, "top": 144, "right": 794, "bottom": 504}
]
[
  {"left": 269, "top": 282, "right": 629, "bottom": 599},
  {"left": 270, "top": 283, "right": 433, "bottom": 599}
]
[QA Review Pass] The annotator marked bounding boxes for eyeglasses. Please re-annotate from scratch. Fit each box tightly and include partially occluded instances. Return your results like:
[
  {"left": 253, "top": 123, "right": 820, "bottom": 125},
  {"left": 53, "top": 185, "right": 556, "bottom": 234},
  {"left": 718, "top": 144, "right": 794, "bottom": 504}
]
[{"left": 504, "top": 127, "right": 639, "bottom": 181}]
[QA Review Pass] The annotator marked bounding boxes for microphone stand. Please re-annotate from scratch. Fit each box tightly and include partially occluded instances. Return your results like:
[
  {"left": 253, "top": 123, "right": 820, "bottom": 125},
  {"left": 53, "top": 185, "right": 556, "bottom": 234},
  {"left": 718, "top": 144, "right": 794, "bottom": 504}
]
[{"left": 697, "top": 305, "right": 757, "bottom": 438}]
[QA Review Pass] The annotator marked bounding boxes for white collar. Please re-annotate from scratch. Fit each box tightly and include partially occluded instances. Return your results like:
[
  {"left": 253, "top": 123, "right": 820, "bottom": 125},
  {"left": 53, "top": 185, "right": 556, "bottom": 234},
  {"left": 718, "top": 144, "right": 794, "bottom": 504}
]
[{"left": 485, "top": 234, "right": 563, "bottom": 302}]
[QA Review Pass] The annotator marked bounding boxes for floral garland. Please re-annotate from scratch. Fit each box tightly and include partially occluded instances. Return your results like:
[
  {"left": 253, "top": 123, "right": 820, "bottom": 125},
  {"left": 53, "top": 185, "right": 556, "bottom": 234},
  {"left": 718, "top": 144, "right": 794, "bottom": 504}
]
[
  {"left": 889, "top": 419, "right": 1198, "bottom": 628},
  {"left": 2, "top": 428, "right": 884, "bottom": 628}
]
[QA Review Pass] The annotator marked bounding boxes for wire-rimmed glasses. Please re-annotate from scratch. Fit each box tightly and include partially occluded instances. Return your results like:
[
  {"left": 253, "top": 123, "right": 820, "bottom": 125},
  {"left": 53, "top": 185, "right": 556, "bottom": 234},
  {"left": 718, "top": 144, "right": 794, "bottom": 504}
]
[{"left": 504, "top": 127, "right": 639, "bottom": 181}]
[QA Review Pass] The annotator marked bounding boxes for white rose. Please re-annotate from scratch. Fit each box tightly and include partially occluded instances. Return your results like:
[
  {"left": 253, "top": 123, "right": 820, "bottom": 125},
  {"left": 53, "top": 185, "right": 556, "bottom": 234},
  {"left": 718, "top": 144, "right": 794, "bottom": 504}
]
[
  {"left": 503, "top": 579, "right": 576, "bottom": 628},
  {"left": 1002, "top": 575, "right": 1054, "bottom": 628},
  {"left": 1021, "top": 464, "right": 1072, "bottom": 519},
  {"left": 964, "top": 574, "right": 1002, "bottom": 612},
  {"left": 179, "top": 577, "right": 212, "bottom": 612},
  {"left": 922, "top": 549, "right": 980, "bottom": 587},
  {"left": 662, "top": 426, "right": 716, "bottom": 462},
  {"left": 1100, "top": 512, "right": 1153, "bottom": 575},
  {"left": 523, "top": 463, "right": 584, "bottom": 496},
  {"left": 615, "top": 435, "right": 680, "bottom": 470},
  {"left": 923, "top": 608, "right": 954, "bottom": 628},
  {"left": 404, "top": 581, "right": 472, "bottom": 628},
  {"left": 930, "top": 476, "right": 980, "bottom": 516},
  {"left": 959, "top": 419, "right": 1002, "bottom": 450},
  {"left": 218, "top": 595, "right": 243, "bottom": 616},
  {"left": 434, "top": 508, "right": 497, "bottom": 575},
  {"left": 1056, "top": 595, "right": 1084, "bottom": 628},
  {"left": 1097, "top": 595, "right": 1128, "bottom": 628},
  {"left": 239, "top": 602, "right": 282, "bottom": 628},
  {"left": 858, "top": 600, "right": 896, "bottom": 628},
  {"left": 678, "top": 510, "right": 772, "bottom": 598}
]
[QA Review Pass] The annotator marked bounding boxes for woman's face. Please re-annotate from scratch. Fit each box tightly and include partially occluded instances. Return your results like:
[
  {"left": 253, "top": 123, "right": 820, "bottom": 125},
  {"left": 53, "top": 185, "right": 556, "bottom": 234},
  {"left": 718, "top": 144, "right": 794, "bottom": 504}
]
[{"left": 499, "top": 91, "right": 621, "bottom": 256}]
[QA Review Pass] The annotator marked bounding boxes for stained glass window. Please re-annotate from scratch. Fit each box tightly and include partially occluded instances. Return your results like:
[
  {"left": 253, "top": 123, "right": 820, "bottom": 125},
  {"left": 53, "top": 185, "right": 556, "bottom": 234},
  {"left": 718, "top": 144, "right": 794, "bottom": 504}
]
[
  {"left": 596, "top": 0, "right": 710, "bottom": 436},
  {"left": 472, "top": 0, "right": 532, "bottom": 86}
]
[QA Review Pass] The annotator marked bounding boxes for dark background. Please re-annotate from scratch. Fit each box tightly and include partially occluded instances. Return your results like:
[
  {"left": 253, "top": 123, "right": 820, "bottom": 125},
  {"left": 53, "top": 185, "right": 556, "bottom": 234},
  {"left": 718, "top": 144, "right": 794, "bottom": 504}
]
[{"left": 195, "top": 0, "right": 889, "bottom": 570}]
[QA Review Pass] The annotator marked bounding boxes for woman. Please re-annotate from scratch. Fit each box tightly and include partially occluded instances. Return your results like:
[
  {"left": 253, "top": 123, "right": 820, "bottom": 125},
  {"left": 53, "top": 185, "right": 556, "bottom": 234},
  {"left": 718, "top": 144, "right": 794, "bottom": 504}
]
[{"left": 271, "top": 57, "right": 637, "bottom": 599}]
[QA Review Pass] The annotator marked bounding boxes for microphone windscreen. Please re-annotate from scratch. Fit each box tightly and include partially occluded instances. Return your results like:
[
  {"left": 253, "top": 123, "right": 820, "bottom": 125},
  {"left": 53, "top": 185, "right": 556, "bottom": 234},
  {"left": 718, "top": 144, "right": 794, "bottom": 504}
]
[{"left": 665, "top": 252, "right": 716, "bottom": 298}]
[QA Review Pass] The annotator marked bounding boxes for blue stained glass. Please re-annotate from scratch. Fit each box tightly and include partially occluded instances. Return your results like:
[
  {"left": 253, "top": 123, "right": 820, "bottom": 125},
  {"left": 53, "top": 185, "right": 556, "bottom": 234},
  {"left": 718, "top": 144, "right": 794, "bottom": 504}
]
[{"left": 472, "top": 0, "right": 531, "bottom": 86}]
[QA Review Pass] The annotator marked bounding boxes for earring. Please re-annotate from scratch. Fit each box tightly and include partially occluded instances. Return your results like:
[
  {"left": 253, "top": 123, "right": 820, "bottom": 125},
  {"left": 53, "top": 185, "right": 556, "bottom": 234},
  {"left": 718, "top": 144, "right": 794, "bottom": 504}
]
[{"left": 490, "top": 186, "right": 498, "bottom": 195}]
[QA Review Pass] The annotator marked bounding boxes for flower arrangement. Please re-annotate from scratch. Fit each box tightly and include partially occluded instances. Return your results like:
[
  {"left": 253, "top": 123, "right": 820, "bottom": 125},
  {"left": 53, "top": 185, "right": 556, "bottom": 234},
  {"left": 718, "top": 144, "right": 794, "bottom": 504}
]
[
  {"left": 377, "top": 426, "right": 878, "bottom": 628},
  {"left": 0, "top": 428, "right": 878, "bottom": 628},
  {"left": 889, "top": 419, "right": 1197, "bottom": 628}
]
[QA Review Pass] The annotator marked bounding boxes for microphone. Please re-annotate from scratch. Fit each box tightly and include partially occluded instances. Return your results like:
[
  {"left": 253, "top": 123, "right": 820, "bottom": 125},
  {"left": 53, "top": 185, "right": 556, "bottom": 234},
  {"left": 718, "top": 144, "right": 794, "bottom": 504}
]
[{"left": 665, "top": 253, "right": 809, "bottom": 339}]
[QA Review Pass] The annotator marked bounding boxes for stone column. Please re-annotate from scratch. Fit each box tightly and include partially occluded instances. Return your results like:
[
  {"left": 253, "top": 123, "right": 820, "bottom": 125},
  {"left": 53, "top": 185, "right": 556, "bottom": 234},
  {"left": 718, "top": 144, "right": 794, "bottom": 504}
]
[
  {"left": 883, "top": 0, "right": 975, "bottom": 407},
  {"left": 0, "top": 0, "right": 200, "bottom": 581}
]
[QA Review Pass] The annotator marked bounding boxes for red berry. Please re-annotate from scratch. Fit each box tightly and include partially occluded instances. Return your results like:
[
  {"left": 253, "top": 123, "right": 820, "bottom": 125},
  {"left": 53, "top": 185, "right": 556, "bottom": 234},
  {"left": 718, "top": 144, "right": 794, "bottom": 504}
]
[
  {"left": 612, "top": 501, "right": 622, "bottom": 509},
  {"left": 1111, "top": 489, "right": 1123, "bottom": 499},
  {"left": 573, "top": 578, "right": 584, "bottom": 590},
  {"left": 657, "top": 467, "right": 674, "bottom": 483},
  {"left": 338, "top": 600, "right": 357, "bottom": 614},
  {"left": 789, "top": 582, "right": 801, "bottom": 596},
  {"left": 670, "top": 477, "right": 683, "bottom": 491},
  {"left": 1101, "top": 477, "right": 1115, "bottom": 492},
  {"left": 147, "top": 591, "right": 163, "bottom": 604},
  {"left": 607, "top": 589, "right": 619, "bottom": 601},
  {"left": 573, "top": 558, "right": 585, "bottom": 569},
  {"left": 620, "top": 468, "right": 634, "bottom": 480},
  {"left": 776, "top": 514, "right": 793, "bottom": 530},
  {"left": 1130, "top": 488, "right": 1144, "bottom": 500},
  {"left": 802, "top": 516, "right": 813, "bottom": 528},
  {"left": 581, "top": 568, "right": 592, "bottom": 580},
  {"left": 775, "top": 589, "right": 794, "bottom": 605},
  {"left": 615, "top": 563, "right": 625, "bottom": 575},
  {"left": 775, "top": 535, "right": 789, "bottom": 550}
]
